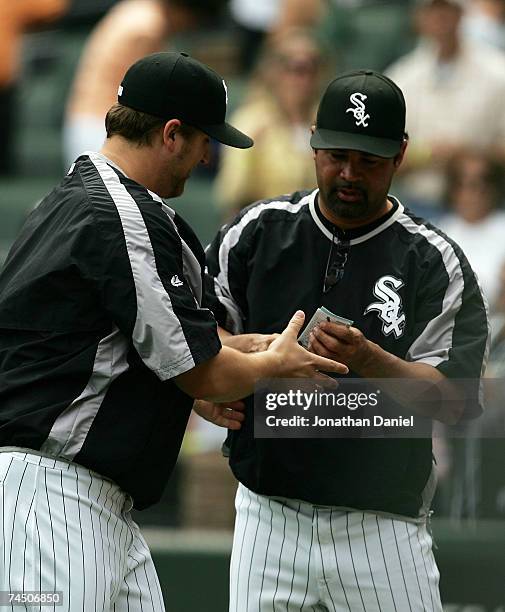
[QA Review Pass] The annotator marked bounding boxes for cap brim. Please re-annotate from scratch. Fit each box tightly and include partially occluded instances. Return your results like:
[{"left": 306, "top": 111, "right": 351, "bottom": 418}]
[
  {"left": 196, "top": 122, "right": 253, "bottom": 149},
  {"left": 310, "top": 128, "right": 402, "bottom": 158}
]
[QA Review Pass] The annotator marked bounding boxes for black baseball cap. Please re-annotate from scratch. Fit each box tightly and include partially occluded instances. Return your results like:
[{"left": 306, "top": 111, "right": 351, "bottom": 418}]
[
  {"left": 310, "top": 69, "right": 406, "bottom": 158},
  {"left": 118, "top": 52, "right": 253, "bottom": 149}
]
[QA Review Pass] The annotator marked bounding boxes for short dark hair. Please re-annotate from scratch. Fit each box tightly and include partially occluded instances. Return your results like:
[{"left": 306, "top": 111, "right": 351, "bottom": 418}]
[
  {"left": 105, "top": 104, "right": 166, "bottom": 146},
  {"left": 105, "top": 103, "right": 199, "bottom": 146}
]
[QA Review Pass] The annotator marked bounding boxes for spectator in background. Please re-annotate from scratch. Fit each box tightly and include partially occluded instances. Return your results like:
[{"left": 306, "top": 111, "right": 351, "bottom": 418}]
[
  {"left": 0, "top": 0, "right": 68, "bottom": 175},
  {"left": 215, "top": 29, "right": 328, "bottom": 217},
  {"left": 463, "top": 0, "right": 505, "bottom": 51},
  {"left": 439, "top": 152, "right": 505, "bottom": 314},
  {"left": 320, "top": 1, "right": 414, "bottom": 72},
  {"left": 386, "top": 0, "right": 505, "bottom": 216},
  {"left": 63, "top": 0, "right": 227, "bottom": 168},
  {"left": 274, "top": 0, "right": 324, "bottom": 31},
  {"left": 436, "top": 149, "right": 505, "bottom": 523},
  {"left": 274, "top": 0, "right": 414, "bottom": 73},
  {"left": 230, "top": 0, "right": 282, "bottom": 73}
]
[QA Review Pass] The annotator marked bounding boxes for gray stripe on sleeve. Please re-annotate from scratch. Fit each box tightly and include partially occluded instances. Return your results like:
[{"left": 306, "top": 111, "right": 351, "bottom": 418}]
[
  {"left": 89, "top": 153, "right": 195, "bottom": 380},
  {"left": 161, "top": 204, "right": 203, "bottom": 305},
  {"left": 215, "top": 196, "right": 310, "bottom": 334},
  {"left": 398, "top": 215, "right": 465, "bottom": 367}
]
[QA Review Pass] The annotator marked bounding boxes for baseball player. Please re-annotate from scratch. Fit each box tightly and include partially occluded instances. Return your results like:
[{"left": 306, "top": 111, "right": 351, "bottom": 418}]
[
  {"left": 0, "top": 52, "right": 346, "bottom": 612},
  {"left": 205, "top": 70, "right": 489, "bottom": 611}
]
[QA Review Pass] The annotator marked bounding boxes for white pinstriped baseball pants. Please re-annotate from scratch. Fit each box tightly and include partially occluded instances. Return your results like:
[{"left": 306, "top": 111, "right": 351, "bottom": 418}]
[
  {"left": 0, "top": 450, "right": 165, "bottom": 612},
  {"left": 230, "top": 483, "right": 443, "bottom": 612}
]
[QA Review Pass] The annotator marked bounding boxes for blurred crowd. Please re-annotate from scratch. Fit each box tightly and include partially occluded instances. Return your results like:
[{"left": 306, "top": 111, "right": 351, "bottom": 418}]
[{"left": 1, "top": 0, "right": 505, "bottom": 526}]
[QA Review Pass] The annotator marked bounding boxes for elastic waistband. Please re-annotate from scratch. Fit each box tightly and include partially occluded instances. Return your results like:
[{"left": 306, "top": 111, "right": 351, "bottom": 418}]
[
  {"left": 0, "top": 447, "right": 134, "bottom": 512},
  {"left": 0, "top": 446, "right": 77, "bottom": 469},
  {"left": 239, "top": 483, "right": 425, "bottom": 524},
  {"left": 0, "top": 446, "right": 97, "bottom": 473}
]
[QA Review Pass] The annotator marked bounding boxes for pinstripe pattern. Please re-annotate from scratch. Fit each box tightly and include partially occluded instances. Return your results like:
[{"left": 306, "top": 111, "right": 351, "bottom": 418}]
[
  {"left": 230, "top": 484, "right": 442, "bottom": 612},
  {"left": 300, "top": 507, "right": 314, "bottom": 610},
  {"left": 0, "top": 450, "right": 165, "bottom": 611},
  {"left": 361, "top": 514, "right": 381, "bottom": 611},
  {"left": 329, "top": 510, "right": 351, "bottom": 611},
  {"left": 285, "top": 502, "right": 301, "bottom": 610},
  {"left": 315, "top": 509, "right": 337, "bottom": 612},
  {"left": 272, "top": 502, "right": 287, "bottom": 607}
]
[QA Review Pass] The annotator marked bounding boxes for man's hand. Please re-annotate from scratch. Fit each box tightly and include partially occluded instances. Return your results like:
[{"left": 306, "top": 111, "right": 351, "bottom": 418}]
[
  {"left": 308, "top": 321, "right": 463, "bottom": 424},
  {"left": 308, "top": 321, "right": 373, "bottom": 373},
  {"left": 193, "top": 399, "right": 246, "bottom": 430},
  {"left": 221, "top": 333, "right": 280, "bottom": 353},
  {"left": 176, "top": 312, "right": 348, "bottom": 403},
  {"left": 267, "top": 311, "right": 349, "bottom": 378}
]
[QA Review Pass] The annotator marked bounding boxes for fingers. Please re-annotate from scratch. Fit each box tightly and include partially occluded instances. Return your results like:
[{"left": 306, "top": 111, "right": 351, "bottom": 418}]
[
  {"left": 318, "top": 321, "right": 355, "bottom": 340},
  {"left": 308, "top": 333, "right": 337, "bottom": 359},
  {"left": 192, "top": 399, "right": 246, "bottom": 429},
  {"left": 221, "top": 400, "right": 245, "bottom": 411},
  {"left": 223, "top": 418, "right": 242, "bottom": 430},
  {"left": 262, "top": 333, "right": 281, "bottom": 350},
  {"left": 281, "top": 310, "right": 305, "bottom": 339},
  {"left": 254, "top": 334, "right": 280, "bottom": 352},
  {"left": 311, "top": 353, "right": 348, "bottom": 375},
  {"left": 312, "top": 372, "right": 340, "bottom": 387},
  {"left": 217, "top": 405, "right": 245, "bottom": 430},
  {"left": 225, "top": 408, "right": 245, "bottom": 422},
  {"left": 310, "top": 327, "right": 343, "bottom": 356}
]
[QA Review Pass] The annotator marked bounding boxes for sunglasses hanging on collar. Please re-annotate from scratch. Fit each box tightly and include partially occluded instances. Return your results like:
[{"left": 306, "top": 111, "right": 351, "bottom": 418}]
[{"left": 323, "top": 226, "right": 350, "bottom": 294}]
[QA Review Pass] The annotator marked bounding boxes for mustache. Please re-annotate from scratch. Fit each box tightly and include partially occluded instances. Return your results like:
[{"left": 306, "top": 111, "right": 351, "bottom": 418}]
[
  {"left": 334, "top": 182, "right": 365, "bottom": 192},
  {"left": 331, "top": 183, "right": 367, "bottom": 198}
]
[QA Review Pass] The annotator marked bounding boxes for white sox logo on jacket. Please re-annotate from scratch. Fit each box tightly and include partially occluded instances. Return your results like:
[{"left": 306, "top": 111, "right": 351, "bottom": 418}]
[{"left": 365, "top": 275, "right": 406, "bottom": 338}]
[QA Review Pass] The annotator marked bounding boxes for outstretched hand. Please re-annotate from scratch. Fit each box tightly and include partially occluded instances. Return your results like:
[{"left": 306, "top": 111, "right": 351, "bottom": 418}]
[{"left": 267, "top": 311, "right": 349, "bottom": 379}]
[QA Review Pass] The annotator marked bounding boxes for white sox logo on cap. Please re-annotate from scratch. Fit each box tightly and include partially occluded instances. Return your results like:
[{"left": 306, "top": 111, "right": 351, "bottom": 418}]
[
  {"left": 222, "top": 79, "right": 228, "bottom": 107},
  {"left": 346, "top": 92, "right": 370, "bottom": 127}
]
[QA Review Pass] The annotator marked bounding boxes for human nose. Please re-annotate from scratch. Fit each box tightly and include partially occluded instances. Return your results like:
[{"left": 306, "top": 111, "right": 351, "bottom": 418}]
[{"left": 338, "top": 159, "right": 360, "bottom": 182}]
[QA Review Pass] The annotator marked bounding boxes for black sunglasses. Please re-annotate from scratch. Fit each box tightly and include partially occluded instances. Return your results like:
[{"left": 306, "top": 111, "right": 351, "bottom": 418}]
[{"left": 323, "top": 229, "right": 350, "bottom": 294}]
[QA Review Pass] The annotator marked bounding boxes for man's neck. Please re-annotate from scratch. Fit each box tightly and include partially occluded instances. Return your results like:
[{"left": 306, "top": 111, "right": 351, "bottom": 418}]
[{"left": 100, "top": 138, "right": 160, "bottom": 194}]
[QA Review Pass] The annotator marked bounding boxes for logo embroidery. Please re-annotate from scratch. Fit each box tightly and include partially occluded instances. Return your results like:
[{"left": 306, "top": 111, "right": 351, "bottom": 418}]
[
  {"left": 364, "top": 275, "right": 406, "bottom": 338},
  {"left": 118, "top": 85, "right": 123, "bottom": 97},
  {"left": 222, "top": 80, "right": 228, "bottom": 106},
  {"left": 171, "top": 275, "right": 184, "bottom": 287},
  {"left": 346, "top": 92, "right": 370, "bottom": 127}
]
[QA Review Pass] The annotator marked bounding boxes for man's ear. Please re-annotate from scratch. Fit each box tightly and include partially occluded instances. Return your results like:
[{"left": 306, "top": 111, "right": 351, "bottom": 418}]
[
  {"left": 393, "top": 138, "right": 409, "bottom": 169},
  {"left": 163, "top": 119, "right": 182, "bottom": 147}
]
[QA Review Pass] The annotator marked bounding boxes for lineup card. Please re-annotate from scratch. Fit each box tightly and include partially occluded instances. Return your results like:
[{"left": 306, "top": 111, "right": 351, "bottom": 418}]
[{"left": 298, "top": 306, "right": 354, "bottom": 348}]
